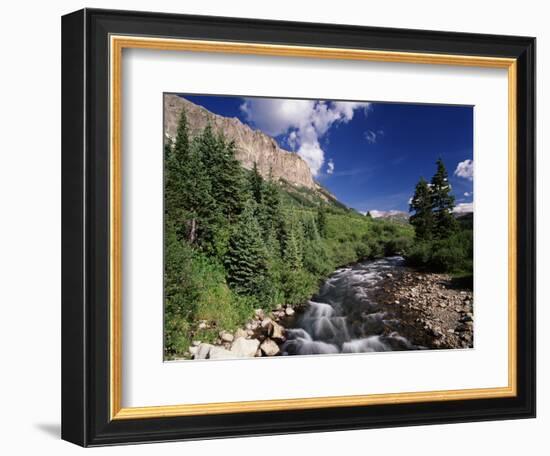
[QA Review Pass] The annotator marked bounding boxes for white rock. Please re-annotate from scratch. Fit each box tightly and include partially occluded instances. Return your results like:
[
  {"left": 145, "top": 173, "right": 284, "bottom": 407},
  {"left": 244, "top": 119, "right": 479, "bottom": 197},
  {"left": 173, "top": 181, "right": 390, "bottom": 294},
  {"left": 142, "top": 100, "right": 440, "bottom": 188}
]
[
  {"left": 261, "top": 317, "right": 273, "bottom": 329},
  {"left": 219, "top": 331, "right": 234, "bottom": 343},
  {"left": 254, "top": 309, "right": 265, "bottom": 320},
  {"left": 198, "top": 321, "right": 208, "bottom": 330},
  {"left": 189, "top": 346, "right": 198, "bottom": 356},
  {"left": 208, "top": 346, "right": 236, "bottom": 359},
  {"left": 230, "top": 337, "right": 260, "bottom": 357},
  {"left": 234, "top": 328, "right": 248, "bottom": 339},
  {"left": 260, "top": 338, "right": 280, "bottom": 356},
  {"left": 194, "top": 343, "right": 214, "bottom": 359},
  {"left": 285, "top": 306, "right": 295, "bottom": 316},
  {"left": 191, "top": 340, "right": 202, "bottom": 347}
]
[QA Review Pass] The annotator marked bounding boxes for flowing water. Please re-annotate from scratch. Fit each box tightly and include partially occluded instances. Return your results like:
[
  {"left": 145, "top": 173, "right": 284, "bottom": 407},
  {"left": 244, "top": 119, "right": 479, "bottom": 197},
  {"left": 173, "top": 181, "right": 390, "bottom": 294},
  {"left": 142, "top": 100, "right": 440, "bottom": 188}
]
[{"left": 281, "top": 256, "right": 420, "bottom": 356}]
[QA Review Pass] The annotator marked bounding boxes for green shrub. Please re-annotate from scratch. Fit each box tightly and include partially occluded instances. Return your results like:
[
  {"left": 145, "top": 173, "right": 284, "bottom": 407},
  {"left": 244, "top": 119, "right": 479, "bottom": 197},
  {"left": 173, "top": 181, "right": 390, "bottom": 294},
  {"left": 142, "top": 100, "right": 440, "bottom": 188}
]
[
  {"left": 354, "top": 241, "right": 372, "bottom": 259},
  {"left": 405, "top": 229, "right": 473, "bottom": 274},
  {"left": 281, "top": 267, "right": 317, "bottom": 305},
  {"left": 384, "top": 236, "right": 413, "bottom": 256}
]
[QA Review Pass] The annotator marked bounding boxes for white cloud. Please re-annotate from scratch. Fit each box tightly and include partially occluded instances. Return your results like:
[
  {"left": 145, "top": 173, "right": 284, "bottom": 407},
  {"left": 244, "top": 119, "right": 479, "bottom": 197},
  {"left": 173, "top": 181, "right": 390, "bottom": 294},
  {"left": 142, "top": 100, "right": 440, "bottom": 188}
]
[
  {"left": 453, "top": 202, "right": 474, "bottom": 214},
  {"left": 326, "top": 159, "right": 335, "bottom": 175},
  {"left": 287, "top": 130, "right": 298, "bottom": 150},
  {"left": 464, "top": 191, "right": 472, "bottom": 197},
  {"left": 454, "top": 159, "right": 474, "bottom": 181},
  {"left": 241, "top": 98, "right": 369, "bottom": 175},
  {"left": 369, "top": 209, "right": 405, "bottom": 218},
  {"left": 364, "top": 129, "right": 384, "bottom": 144}
]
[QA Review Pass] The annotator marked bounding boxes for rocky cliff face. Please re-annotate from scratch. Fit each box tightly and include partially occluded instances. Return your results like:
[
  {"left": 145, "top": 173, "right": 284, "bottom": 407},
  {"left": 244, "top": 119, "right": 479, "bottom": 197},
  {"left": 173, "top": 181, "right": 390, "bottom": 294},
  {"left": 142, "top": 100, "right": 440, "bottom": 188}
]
[{"left": 163, "top": 94, "right": 316, "bottom": 190}]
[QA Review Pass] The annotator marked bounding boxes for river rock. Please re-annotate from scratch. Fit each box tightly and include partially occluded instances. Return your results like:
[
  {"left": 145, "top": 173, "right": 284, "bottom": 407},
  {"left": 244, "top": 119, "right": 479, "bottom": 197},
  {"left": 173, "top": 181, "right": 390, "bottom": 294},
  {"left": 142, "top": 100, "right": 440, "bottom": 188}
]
[
  {"left": 260, "top": 338, "right": 280, "bottom": 356},
  {"left": 194, "top": 343, "right": 214, "bottom": 359},
  {"left": 269, "top": 321, "right": 286, "bottom": 341},
  {"left": 261, "top": 317, "right": 273, "bottom": 329},
  {"left": 231, "top": 337, "right": 260, "bottom": 357},
  {"left": 219, "top": 331, "right": 234, "bottom": 343},
  {"left": 209, "top": 346, "right": 235, "bottom": 359},
  {"left": 254, "top": 309, "right": 265, "bottom": 320},
  {"left": 234, "top": 328, "right": 248, "bottom": 339},
  {"left": 285, "top": 306, "right": 295, "bottom": 316}
]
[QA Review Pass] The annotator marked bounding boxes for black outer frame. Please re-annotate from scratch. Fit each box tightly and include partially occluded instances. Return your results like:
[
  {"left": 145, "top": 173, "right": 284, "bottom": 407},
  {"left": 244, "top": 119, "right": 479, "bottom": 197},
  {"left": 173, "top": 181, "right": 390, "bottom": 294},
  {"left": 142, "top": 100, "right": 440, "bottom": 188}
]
[{"left": 61, "top": 8, "right": 536, "bottom": 447}]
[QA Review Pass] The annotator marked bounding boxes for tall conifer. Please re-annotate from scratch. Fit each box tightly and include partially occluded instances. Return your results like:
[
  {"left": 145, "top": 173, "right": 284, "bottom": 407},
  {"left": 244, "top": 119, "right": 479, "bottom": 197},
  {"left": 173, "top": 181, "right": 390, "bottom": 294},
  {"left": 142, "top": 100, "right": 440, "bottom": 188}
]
[
  {"left": 430, "top": 158, "right": 457, "bottom": 238},
  {"left": 225, "top": 202, "right": 268, "bottom": 295},
  {"left": 409, "top": 177, "right": 433, "bottom": 241}
]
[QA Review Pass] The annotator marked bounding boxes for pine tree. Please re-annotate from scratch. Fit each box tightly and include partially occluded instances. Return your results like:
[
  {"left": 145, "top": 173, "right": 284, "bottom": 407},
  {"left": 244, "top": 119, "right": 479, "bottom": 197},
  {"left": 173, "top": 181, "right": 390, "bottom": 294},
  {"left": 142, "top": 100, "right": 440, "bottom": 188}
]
[
  {"left": 249, "top": 162, "right": 264, "bottom": 205},
  {"left": 430, "top": 158, "right": 457, "bottom": 238},
  {"left": 260, "top": 172, "right": 283, "bottom": 238},
  {"left": 165, "top": 109, "right": 192, "bottom": 241},
  {"left": 224, "top": 202, "right": 268, "bottom": 295},
  {"left": 284, "top": 226, "right": 303, "bottom": 271},
  {"left": 215, "top": 139, "right": 247, "bottom": 221},
  {"left": 174, "top": 108, "right": 190, "bottom": 160},
  {"left": 302, "top": 213, "right": 320, "bottom": 241},
  {"left": 185, "top": 140, "right": 216, "bottom": 245},
  {"left": 365, "top": 211, "right": 372, "bottom": 219},
  {"left": 316, "top": 204, "right": 328, "bottom": 238},
  {"left": 409, "top": 177, "right": 434, "bottom": 241},
  {"left": 196, "top": 126, "right": 247, "bottom": 221}
]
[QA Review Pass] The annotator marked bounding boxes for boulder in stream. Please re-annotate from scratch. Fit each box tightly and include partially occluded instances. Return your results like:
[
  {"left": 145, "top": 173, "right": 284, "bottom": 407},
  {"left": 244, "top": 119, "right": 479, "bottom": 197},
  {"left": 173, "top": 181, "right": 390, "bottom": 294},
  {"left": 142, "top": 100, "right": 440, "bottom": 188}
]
[
  {"left": 231, "top": 337, "right": 260, "bottom": 357},
  {"left": 260, "top": 338, "right": 280, "bottom": 356}
]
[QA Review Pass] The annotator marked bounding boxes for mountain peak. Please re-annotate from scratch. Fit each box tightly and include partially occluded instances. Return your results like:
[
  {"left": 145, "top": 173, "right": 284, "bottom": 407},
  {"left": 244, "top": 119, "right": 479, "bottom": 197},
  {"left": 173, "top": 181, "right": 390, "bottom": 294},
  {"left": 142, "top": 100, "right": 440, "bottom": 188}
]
[{"left": 164, "top": 95, "right": 317, "bottom": 190}]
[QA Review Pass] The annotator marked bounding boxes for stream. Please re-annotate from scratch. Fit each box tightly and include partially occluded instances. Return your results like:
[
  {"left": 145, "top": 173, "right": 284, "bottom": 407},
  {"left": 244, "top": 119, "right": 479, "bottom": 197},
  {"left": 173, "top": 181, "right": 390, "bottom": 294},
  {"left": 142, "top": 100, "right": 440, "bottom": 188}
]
[{"left": 281, "top": 256, "right": 421, "bottom": 355}]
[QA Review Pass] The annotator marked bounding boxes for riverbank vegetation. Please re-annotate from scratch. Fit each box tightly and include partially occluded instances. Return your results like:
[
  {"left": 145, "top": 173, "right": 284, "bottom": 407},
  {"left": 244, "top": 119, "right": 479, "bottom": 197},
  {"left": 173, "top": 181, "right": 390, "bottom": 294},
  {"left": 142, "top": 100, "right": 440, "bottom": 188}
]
[
  {"left": 164, "top": 109, "right": 413, "bottom": 358},
  {"left": 406, "top": 159, "right": 473, "bottom": 283}
]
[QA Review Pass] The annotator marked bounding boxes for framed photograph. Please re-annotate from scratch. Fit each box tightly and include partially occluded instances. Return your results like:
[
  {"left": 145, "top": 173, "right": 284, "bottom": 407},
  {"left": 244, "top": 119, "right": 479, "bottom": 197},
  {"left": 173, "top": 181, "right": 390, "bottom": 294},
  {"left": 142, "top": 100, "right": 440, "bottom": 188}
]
[{"left": 61, "top": 8, "right": 536, "bottom": 446}]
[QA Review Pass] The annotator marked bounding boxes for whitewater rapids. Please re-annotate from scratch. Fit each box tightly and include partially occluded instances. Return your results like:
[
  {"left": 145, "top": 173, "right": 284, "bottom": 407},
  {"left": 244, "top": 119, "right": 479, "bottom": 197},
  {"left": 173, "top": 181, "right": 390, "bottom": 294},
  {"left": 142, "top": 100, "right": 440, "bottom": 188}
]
[{"left": 281, "top": 256, "right": 419, "bottom": 356}]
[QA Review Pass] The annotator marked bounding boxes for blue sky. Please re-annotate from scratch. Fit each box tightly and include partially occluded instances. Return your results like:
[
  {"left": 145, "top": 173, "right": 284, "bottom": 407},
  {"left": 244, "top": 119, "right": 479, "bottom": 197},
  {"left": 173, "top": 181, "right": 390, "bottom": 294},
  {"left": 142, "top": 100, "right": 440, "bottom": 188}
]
[{"left": 179, "top": 94, "right": 474, "bottom": 215}]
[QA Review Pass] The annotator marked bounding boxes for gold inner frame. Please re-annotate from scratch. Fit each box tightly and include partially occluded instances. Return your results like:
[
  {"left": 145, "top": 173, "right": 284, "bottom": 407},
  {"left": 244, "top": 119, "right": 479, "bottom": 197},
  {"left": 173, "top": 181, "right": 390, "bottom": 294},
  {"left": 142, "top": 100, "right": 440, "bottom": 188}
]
[{"left": 109, "top": 35, "right": 518, "bottom": 420}]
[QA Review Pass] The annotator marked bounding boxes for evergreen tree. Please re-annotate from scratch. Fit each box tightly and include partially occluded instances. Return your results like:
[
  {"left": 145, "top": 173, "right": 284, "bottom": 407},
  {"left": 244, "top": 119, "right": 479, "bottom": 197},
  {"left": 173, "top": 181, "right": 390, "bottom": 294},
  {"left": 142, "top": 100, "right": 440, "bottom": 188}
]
[
  {"left": 261, "top": 174, "right": 283, "bottom": 237},
  {"left": 409, "top": 177, "right": 434, "bottom": 241},
  {"left": 196, "top": 126, "right": 247, "bottom": 221},
  {"left": 195, "top": 122, "right": 220, "bottom": 171},
  {"left": 215, "top": 139, "right": 247, "bottom": 221},
  {"left": 185, "top": 140, "right": 216, "bottom": 246},
  {"left": 174, "top": 108, "right": 190, "bottom": 160},
  {"left": 224, "top": 202, "right": 268, "bottom": 295},
  {"left": 165, "top": 110, "right": 192, "bottom": 241},
  {"left": 316, "top": 204, "right": 328, "bottom": 238},
  {"left": 164, "top": 136, "right": 178, "bottom": 216},
  {"left": 284, "top": 226, "right": 303, "bottom": 271},
  {"left": 249, "top": 162, "right": 264, "bottom": 205},
  {"left": 430, "top": 158, "right": 457, "bottom": 238},
  {"left": 365, "top": 211, "right": 372, "bottom": 219},
  {"left": 302, "top": 213, "right": 320, "bottom": 241}
]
